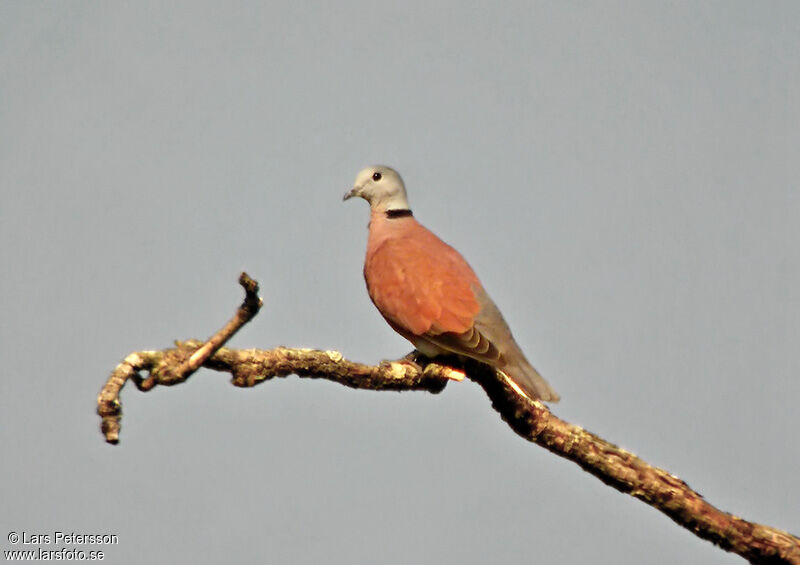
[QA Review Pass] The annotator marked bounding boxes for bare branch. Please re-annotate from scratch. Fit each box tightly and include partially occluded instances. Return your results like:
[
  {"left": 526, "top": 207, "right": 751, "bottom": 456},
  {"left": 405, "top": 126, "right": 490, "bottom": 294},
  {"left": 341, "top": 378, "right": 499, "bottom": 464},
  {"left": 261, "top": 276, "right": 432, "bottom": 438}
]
[
  {"left": 96, "top": 274, "right": 800, "bottom": 564},
  {"left": 97, "top": 272, "right": 262, "bottom": 442}
]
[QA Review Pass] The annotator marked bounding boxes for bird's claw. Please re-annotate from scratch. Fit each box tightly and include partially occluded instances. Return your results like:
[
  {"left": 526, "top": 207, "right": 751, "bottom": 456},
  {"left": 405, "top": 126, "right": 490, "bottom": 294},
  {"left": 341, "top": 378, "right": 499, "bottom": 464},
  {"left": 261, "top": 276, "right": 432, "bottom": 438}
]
[{"left": 396, "top": 352, "right": 466, "bottom": 382}]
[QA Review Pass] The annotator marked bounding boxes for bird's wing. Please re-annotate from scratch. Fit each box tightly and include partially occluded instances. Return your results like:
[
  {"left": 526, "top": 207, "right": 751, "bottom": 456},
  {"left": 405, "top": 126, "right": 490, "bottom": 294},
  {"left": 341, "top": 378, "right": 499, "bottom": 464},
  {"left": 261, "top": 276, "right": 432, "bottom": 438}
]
[
  {"left": 364, "top": 229, "right": 519, "bottom": 366},
  {"left": 365, "top": 226, "right": 558, "bottom": 401},
  {"left": 365, "top": 233, "right": 481, "bottom": 338},
  {"left": 427, "top": 288, "right": 560, "bottom": 401},
  {"left": 422, "top": 286, "right": 508, "bottom": 365}
]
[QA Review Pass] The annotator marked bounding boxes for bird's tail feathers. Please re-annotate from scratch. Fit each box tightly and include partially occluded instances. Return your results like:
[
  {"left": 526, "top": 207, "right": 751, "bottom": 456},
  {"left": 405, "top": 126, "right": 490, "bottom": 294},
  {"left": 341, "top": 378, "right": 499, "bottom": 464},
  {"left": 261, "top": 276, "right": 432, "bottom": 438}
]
[{"left": 501, "top": 357, "right": 560, "bottom": 403}]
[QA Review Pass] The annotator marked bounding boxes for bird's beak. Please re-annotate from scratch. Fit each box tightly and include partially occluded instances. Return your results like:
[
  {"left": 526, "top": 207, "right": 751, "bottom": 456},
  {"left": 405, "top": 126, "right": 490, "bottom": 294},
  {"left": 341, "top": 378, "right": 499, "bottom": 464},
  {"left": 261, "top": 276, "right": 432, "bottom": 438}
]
[{"left": 343, "top": 185, "right": 360, "bottom": 201}]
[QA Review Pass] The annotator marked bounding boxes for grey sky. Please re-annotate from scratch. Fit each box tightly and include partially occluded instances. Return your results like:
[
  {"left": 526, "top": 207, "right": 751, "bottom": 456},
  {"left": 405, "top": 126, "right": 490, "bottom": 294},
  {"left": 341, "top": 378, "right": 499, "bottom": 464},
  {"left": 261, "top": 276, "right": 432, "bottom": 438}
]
[{"left": 1, "top": 2, "right": 798, "bottom": 563}]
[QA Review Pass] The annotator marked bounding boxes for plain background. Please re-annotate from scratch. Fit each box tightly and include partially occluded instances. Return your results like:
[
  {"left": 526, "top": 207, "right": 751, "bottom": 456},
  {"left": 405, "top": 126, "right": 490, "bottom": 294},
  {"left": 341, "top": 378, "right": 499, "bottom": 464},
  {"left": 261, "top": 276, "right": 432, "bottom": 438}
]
[{"left": 1, "top": 2, "right": 798, "bottom": 564}]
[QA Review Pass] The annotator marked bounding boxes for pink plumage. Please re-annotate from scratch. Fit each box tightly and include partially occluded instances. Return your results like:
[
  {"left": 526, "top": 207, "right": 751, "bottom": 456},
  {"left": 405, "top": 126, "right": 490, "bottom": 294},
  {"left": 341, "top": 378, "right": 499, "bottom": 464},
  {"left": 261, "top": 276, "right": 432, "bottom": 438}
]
[{"left": 365, "top": 211, "right": 481, "bottom": 336}]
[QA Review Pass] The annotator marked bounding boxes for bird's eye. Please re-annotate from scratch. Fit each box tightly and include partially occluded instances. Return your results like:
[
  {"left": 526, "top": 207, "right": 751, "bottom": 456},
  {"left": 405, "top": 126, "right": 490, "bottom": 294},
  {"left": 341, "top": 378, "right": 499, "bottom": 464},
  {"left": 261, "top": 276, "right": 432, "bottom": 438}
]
[{"left": 372, "top": 172, "right": 382, "bottom": 181}]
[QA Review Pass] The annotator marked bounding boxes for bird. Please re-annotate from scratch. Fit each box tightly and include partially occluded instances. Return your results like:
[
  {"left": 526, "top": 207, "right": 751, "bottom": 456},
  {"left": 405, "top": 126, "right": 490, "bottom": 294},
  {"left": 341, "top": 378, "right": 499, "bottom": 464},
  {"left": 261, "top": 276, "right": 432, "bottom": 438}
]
[{"left": 343, "top": 165, "right": 559, "bottom": 402}]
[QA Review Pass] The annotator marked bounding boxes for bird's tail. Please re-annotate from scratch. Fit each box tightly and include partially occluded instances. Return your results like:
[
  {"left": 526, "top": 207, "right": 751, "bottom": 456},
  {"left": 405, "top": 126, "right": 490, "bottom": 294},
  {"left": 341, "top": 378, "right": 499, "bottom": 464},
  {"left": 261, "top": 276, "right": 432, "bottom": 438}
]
[{"left": 501, "top": 355, "right": 560, "bottom": 402}]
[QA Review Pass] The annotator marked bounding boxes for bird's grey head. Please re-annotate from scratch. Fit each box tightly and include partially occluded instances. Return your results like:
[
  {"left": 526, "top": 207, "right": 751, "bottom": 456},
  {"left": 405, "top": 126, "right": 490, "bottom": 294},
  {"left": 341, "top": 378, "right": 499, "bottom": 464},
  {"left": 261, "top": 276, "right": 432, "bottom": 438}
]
[{"left": 343, "top": 165, "right": 410, "bottom": 212}]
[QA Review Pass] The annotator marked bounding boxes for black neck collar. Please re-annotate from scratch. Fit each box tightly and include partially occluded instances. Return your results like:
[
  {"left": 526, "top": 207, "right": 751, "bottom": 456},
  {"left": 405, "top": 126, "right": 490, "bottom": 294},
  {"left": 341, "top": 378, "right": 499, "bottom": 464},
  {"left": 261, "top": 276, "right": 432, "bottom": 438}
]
[{"left": 385, "top": 209, "right": 413, "bottom": 219}]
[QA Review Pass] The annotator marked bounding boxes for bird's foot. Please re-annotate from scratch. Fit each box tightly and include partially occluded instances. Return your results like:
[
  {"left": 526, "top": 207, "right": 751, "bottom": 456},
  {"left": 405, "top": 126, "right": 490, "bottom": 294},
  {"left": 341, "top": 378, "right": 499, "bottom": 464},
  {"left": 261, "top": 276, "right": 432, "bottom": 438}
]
[
  {"left": 393, "top": 356, "right": 424, "bottom": 374},
  {"left": 396, "top": 351, "right": 465, "bottom": 382}
]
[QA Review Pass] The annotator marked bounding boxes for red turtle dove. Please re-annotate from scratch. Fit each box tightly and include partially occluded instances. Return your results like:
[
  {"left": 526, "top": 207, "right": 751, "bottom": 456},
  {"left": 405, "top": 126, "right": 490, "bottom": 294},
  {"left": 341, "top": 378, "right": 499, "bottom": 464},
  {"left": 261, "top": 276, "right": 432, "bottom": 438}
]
[{"left": 344, "top": 165, "right": 559, "bottom": 402}]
